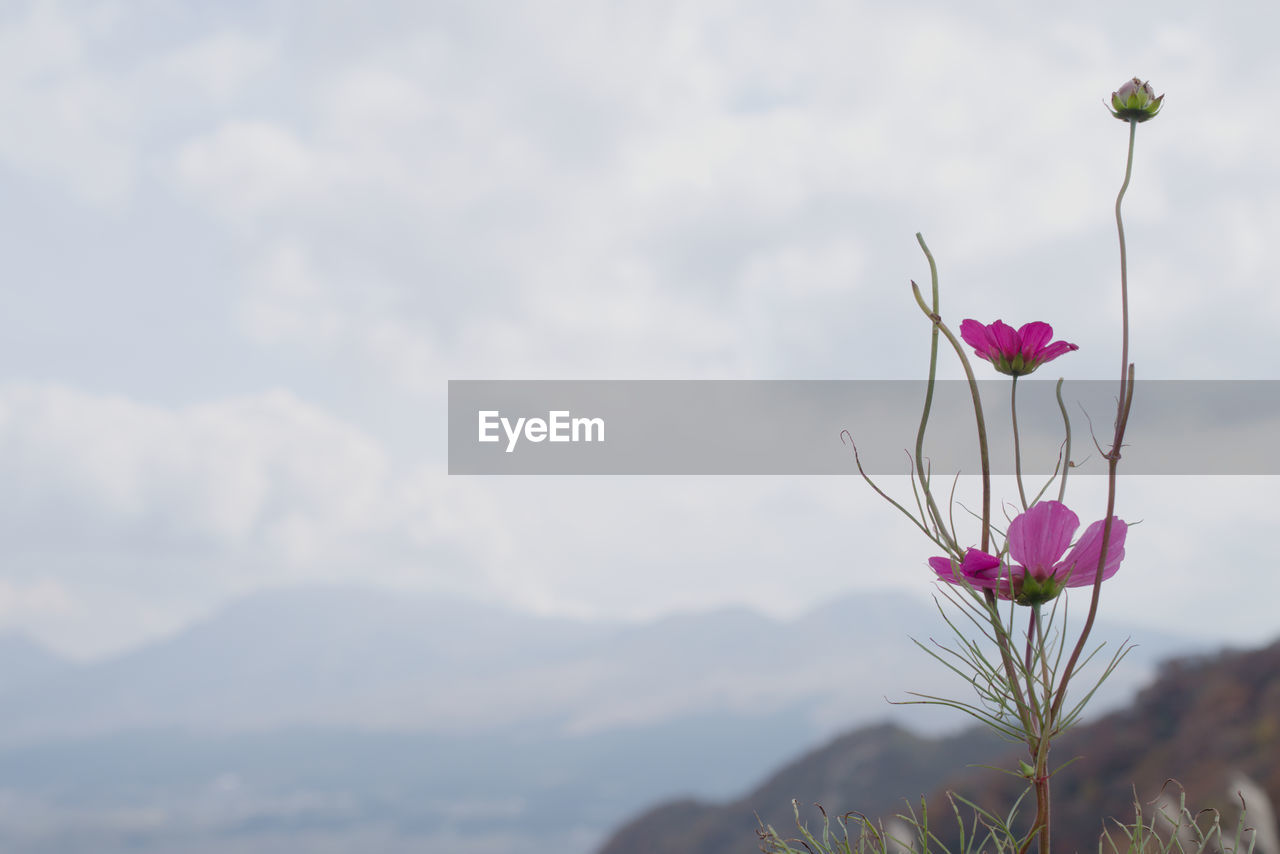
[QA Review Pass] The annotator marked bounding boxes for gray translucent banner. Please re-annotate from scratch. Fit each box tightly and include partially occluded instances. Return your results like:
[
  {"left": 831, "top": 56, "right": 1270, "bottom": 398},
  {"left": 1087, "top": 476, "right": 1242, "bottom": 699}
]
[{"left": 448, "top": 380, "right": 1280, "bottom": 475}]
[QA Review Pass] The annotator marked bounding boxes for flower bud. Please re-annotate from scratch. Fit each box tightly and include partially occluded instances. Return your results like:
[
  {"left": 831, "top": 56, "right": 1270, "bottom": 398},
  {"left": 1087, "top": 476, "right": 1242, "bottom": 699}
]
[{"left": 1110, "top": 77, "right": 1163, "bottom": 122}]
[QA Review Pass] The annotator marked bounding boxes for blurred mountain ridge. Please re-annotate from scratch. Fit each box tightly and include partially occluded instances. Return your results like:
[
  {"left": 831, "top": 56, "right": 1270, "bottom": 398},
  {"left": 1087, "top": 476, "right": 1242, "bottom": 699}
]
[
  {"left": 598, "top": 638, "right": 1280, "bottom": 854},
  {"left": 0, "top": 585, "right": 1221, "bottom": 853},
  {"left": 0, "top": 585, "right": 1199, "bottom": 743}
]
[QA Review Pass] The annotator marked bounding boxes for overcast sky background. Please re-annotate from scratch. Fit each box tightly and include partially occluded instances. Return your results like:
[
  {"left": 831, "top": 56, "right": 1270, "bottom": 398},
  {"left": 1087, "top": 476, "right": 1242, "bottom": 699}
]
[{"left": 0, "top": 0, "right": 1275, "bottom": 660}]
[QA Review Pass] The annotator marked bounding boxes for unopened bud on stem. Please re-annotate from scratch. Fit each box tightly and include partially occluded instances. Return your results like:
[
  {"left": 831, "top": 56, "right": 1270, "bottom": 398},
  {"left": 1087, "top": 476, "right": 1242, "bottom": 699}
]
[{"left": 1110, "top": 77, "right": 1163, "bottom": 122}]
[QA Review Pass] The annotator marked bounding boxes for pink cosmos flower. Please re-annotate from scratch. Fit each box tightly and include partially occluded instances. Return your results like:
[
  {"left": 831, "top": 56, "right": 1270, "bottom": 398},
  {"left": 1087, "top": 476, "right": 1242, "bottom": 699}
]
[
  {"left": 928, "top": 501, "right": 1127, "bottom": 605},
  {"left": 959, "top": 319, "right": 1078, "bottom": 377}
]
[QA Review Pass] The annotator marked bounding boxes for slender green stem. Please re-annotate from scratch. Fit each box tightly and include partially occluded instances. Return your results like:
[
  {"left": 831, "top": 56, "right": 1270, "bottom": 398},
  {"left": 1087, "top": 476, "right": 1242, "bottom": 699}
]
[
  {"left": 1050, "top": 120, "right": 1139, "bottom": 727},
  {"left": 1033, "top": 604, "right": 1051, "bottom": 706},
  {"left": 845, "top": 435, "right": 955, "bottom": 553},
  {"left": 913, "top": 233, "right": 959, "bottom": 554},
  {"left": 1028, "top": 608, "right": 1053, "bottom": 854},
  {"left": 1011, "top": 376, "right": 1028, "bottom": 511},
  {"left": 1022, "top": 625, "right": 1041, "bottom": 732},
  {"left": 1054, "top": 378, "right": 1071, "bottom": 503},
  {"left": 1115, "top": 119, "right": 1137, "bottom": 408},
  {"left": 1032, "top": 116, "right": 1141, "bottom": 854},
  {"left": 1033, "top": 752, "right": 1051, "bottom": 854},
  {"left": 909, "top": 281, "right": 992, "bottom": 553},
  {"left": 1026, "top": 604, "right": 1053, "bottom": 854},
  {"left": 909, "top": 282, "right": 1033, "bottom": 740},
  {"left": 1023, "top": 609, "right": 1035, "bottom": 689}
]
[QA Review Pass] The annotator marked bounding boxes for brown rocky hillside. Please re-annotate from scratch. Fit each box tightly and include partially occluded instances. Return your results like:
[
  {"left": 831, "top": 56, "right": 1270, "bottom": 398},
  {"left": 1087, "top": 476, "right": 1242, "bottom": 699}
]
[{"left": 598, "top": 639, "right": 1280, "bottom": 854}]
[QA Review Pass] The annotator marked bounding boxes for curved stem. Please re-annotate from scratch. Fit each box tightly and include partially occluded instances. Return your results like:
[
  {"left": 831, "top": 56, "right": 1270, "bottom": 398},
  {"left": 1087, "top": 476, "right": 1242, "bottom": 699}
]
[
  {"left": 910, "top": 282, "right": 1033, "bottom": 739},
  {"left": 1055, "top": 378, "right": 1071, "bottom": 503},
  {"left": 909, "top": 282, "right": 992, "bottom": 553},
  {"left": 1050, "top": 120, "right": 1140, "bottom": 726},
  {"left": 1011, "top": 375, "right": 1028, "bottom": 511},
  {"left": 1115, "top": 120, "right": 1137, "bottom": 409},
  {"left": 913, "top": 233, "right": 958, "bottom": 554},
  {"left": 1032, "top": 118, "right": 1141, "bottom": 854}
]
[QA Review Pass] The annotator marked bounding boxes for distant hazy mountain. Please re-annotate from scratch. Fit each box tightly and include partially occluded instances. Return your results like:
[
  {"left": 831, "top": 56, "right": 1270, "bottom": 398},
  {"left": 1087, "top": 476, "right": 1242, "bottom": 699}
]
[
  {"left": 599, "top": 640, "right": 1280, "bottom": 854},
  {"left": 0, "top": 586, "right": 1201, "bottom": 743},
  {"left": 0, "top": 586, "right": 1217, "bottom": 854}
]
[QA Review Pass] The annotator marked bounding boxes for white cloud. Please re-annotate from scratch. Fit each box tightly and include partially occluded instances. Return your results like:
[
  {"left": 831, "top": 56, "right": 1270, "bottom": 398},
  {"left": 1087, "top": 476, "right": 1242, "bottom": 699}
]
[
  {"left": 239, "top": 243, "right": 347, "bottom": 348},
  {"left": 0, "top": 384, "right": 389, "bottom": 556},
  {"left": 174, "top": 121, "right": 330, "bottom": 221},
  {"left": 0, "top": 578, "right": 74, "bottom": 623},
  {"left": 154, "top": 31, "right": 275, "bottom": 102},
  {"left": 185, "top": 3, "right": 1210, "bottom": 389},
  {"left": 0, "top": 2, "right": 136, "bottom": 205},
  {"left": 2, "top": 0, "right": 1279, "bottom": 658}
]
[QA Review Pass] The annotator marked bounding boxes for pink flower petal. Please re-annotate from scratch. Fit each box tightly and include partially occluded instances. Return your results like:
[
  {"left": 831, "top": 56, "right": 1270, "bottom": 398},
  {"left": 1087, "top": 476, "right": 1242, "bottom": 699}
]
[
  {"left": 1016, "top": 322, "right": 1053, "bottom": 359},
  {"left": 1037, "top": 340, "right": 1079, "bottom": 362},
  {"left": 1059, "top": 518, "right": 1127, "bottom": 587},
  {"left": 960, "top": 319, "right": 996, "bottom": 360},
  {"left": 929, "top": 548, "right": 1008, "bottom": 590},
  {"left": 1007, "top": 501, "right": 1078, "bottom": 580},
  {"left": 989, "top": 320, "right": 1019, "bottom": 357}
]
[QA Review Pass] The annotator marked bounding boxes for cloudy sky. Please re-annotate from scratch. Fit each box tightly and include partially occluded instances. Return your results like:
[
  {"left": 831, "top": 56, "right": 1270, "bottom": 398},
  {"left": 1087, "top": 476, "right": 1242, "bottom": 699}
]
[{"left": 0, "top": 0, "right": 1275, "bottom": 659}]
